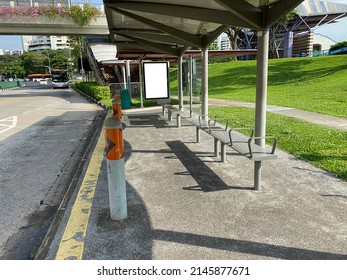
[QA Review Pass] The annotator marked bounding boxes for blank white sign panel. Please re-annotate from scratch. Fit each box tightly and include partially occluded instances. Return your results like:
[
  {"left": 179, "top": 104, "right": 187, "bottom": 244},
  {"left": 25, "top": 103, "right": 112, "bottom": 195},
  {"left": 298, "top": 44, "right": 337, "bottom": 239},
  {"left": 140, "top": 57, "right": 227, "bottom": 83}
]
[{"left": 143, "top": 62, "right": 170, "bottom": 100}]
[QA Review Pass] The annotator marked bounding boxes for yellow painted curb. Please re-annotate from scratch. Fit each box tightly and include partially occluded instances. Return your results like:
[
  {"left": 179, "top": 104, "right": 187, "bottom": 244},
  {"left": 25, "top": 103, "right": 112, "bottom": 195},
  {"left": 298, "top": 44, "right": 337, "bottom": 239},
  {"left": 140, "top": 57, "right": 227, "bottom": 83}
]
[{"left": 55, "top": 132, "right": 104, "bottom": 260}]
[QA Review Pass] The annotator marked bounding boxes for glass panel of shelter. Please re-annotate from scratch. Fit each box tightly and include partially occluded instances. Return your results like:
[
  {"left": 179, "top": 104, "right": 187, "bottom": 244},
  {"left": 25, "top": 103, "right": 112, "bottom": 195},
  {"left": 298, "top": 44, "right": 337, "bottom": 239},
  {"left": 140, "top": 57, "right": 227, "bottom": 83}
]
[{"left": 182, "top": 56, "right": 202, "bottom": 116}]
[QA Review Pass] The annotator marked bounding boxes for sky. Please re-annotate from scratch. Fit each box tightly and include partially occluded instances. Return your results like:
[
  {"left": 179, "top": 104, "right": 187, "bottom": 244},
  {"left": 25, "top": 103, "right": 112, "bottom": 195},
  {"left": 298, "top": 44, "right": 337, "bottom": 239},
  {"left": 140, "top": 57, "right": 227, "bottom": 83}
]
[{"left": 0, "top": 0, "right": 346, "bottom": 51}]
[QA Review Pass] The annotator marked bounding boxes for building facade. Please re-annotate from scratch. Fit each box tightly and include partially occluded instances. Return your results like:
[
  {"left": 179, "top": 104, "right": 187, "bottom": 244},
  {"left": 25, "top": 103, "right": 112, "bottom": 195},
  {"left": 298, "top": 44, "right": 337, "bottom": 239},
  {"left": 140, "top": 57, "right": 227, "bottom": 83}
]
[{"left": 27, "top": 36, "right": 70, "bottom": 52}]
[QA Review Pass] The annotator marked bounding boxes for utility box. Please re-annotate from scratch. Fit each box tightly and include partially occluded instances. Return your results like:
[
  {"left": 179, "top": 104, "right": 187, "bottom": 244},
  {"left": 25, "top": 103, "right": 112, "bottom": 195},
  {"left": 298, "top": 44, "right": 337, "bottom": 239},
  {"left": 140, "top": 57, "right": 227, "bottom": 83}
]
[{"left": 120, "top": 88, "right": 131, "bottom": 109}]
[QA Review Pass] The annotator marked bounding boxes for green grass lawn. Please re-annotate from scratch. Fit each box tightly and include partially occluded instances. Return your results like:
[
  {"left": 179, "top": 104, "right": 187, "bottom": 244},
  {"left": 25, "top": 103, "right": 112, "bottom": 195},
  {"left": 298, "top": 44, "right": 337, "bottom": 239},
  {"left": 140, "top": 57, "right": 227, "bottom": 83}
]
[
  {"left": 209, "top": 106, "right": 347, "bottom": 180},
  {"left": 171, "top": 55, "right": 347, "bottom": 118}
]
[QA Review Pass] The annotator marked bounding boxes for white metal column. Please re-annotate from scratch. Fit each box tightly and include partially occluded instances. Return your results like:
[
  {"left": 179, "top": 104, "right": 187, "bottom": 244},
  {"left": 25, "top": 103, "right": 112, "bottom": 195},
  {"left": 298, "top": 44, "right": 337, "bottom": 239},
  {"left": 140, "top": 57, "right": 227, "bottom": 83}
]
[
  {"left": 122, "top": 65, "right": 126, "bottom": 88},
  {"left": 189, "top": 55, "right": 193, "bottom": 117},
  {"left": 254, "top": 29, "right": 270, "bottom": 190},
  {"left": 139, "top": 62, "right": 144, "bottom": 108},
  {"left": 126, "top": 60, "right": 132, "bottom": 100},
  {"left": 178, "top": 55, "right": 183, "bottom": 110},
  {"left": 201, "top": 48, "right": 208, "bottom": 119}
]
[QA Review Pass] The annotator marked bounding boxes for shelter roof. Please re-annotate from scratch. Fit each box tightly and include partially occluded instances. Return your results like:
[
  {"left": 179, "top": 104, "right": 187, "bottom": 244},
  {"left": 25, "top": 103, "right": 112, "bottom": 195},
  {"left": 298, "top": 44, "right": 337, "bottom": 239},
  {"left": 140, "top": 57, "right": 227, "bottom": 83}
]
[
  {"left": 296, "top": 0, "right": 347, "bottom": 16},
  {"left": 103, "top": 0, "right": 305, "bottom": 60},
  {"left": 89, "top": 42, "right": 117, "bottom": 62},
  {"left": 288, "top": 0, "right": 347, "bottom": 33}
]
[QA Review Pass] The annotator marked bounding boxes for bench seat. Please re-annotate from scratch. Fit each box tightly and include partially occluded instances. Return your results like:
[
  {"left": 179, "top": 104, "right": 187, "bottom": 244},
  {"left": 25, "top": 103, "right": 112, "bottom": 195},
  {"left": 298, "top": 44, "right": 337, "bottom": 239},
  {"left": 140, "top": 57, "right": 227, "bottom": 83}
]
[
  {"left": 164, "top": 110, "right": 278, "bottom": 189},
  {"left": 210, "top": 128, "right": 277, "bottom": 161}
]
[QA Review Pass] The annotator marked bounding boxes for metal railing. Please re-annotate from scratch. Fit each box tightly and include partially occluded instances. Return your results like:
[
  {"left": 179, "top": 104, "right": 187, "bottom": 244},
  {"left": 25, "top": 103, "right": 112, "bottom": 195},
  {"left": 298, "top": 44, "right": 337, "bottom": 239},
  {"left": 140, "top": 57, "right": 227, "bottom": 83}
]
[{"left": 110, "top": 82, "right": 142, "bottom": 99}]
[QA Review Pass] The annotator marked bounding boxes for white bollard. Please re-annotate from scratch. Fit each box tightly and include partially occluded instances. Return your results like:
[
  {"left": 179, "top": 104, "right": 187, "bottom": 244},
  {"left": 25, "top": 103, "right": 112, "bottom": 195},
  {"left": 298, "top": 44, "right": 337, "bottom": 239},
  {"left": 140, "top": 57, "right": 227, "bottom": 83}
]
[{"left": 104, "top": 115, "right": 127, "bottom": 220}]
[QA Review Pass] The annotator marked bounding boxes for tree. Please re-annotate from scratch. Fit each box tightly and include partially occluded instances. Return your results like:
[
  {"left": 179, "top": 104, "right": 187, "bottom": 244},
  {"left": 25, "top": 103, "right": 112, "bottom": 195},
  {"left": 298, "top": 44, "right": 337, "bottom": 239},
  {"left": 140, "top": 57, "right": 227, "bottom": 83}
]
[
  {"left": 20, "top": 51, "right": 47, "bottom": 74},
  {"left": 0, "top": 54, "right": 25, "bottom": 78},
  {"left": 329, "top": 41, "right": 347, "bottom": 52},
  {"left": 208, "top": 41, "right": 218, "bottom": 50},
  {"left": 42, "top": 49, "right": 71, "bottom": 70},
  {"left": 225, "top": 26, "right": 243, "bottom": 61},
  {"left": 68, "top": 35, "right": 84, "bottom": 75},
  {"left": 20, "top": 50, "right": 73, "bottom": 75}
]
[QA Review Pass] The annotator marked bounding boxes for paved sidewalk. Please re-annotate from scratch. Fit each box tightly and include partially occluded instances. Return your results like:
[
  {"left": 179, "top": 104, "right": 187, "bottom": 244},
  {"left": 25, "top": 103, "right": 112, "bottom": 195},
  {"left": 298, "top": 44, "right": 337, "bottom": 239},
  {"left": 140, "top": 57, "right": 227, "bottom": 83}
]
[
  {"left": 42, "top": 107, "right": 347, "bottom": 260},
  {"left": 208, "top": 98, "right": 347, "bottom": 131}
]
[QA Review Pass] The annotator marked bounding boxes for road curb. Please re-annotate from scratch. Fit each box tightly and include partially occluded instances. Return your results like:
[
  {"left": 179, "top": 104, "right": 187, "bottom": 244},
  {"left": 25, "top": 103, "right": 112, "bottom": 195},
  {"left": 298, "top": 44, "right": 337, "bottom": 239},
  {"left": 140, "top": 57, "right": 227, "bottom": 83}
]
[
  {"left": 34, "top": 110, "right": 106, "bottom": 260},
  {"left": 70, "top": 85, "right": 108, "bottom": 109}
]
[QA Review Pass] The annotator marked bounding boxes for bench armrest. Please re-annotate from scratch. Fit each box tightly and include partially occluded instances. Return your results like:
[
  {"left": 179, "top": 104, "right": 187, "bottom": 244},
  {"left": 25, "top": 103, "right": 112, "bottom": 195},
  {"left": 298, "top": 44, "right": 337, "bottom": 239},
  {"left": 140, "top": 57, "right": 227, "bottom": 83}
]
[
  {"left": 198, "top": 114, "right": 218, "bottom": 126},
  {"left": 213, "top": 118, "right": 230, "bottom": 131},
  {"left": 247, "top": 136, "right": 278, "bottom": 158},
  {"left": 228, "top": 128, "right": 254, "bottom": 145},
  {"left": 207, "top": 118, "right": 229, "bottom": 132}
]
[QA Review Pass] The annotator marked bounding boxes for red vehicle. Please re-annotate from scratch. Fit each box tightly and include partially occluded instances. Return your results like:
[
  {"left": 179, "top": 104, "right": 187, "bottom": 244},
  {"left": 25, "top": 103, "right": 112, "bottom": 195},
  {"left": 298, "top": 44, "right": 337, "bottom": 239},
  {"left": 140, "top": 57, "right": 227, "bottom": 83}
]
[{"left": 27, "top": 73, "right": 51, "bottom": 82}]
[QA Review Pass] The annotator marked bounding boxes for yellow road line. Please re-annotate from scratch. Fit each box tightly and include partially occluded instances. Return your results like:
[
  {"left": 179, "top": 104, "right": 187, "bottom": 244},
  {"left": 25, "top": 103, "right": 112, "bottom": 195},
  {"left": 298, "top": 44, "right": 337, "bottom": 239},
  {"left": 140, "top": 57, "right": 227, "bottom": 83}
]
[
  {"left": 55, "top": 132, "right": 105, "bottom": 260},
  {"left": 0, "top": 97, "right": 18, "bottom": 104}
]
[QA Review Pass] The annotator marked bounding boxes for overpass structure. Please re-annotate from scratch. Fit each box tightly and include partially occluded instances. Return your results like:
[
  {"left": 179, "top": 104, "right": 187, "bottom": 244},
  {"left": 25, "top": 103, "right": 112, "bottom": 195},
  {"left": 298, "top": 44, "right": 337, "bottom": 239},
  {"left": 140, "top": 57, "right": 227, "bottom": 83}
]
[{"left": 0, "top": 16, "right": 109, "bottom": 35}]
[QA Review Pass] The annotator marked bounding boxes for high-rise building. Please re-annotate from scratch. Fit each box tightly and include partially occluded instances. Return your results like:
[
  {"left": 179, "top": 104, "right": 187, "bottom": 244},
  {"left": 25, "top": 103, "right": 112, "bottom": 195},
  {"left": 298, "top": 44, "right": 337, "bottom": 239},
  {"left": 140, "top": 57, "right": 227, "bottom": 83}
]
[
  {"left": 27, "top": 36, "right": 71, "bottom": 51},
  {"left": 216, "top": 34, "right": 232, "bottom": 50},
  {"left": 22, "top": 36, "right": 32, "bottom": 51}
]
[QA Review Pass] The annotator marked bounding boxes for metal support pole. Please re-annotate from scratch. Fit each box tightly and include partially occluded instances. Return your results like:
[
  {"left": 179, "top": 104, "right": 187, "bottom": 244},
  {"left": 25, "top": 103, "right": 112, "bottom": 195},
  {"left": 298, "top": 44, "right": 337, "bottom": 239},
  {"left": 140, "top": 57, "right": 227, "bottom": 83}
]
[
  {"left": 201, "top": 48, "right": 208, "bottom": 119},
  {"left": 105, "top": 87, "right": 127, "bottom": 220},
  {"left": 284, "top": 31, "right": 293, "bottom": 58},
  {"left": 221, "top": 142, "right": 226, "bottom": 162},
  {"left": 177, "top": 114, "right": 181, "bottom": 128},
  {"left": 254, "top": 28, "right": 270, "bottom": 191},
  {"left": 126, "top": 60, "right": 132, "bottom": 101},
  {"left": 122, "top": 65, "right": 126, "bottom": 88},
  {"left": 79, "top": 37, "right": 85, "bottom": 81},
  {"left": 189, "top": 55, "right": 193, "bottom": 117},
  {"left": 178, "top": 55, "right": 183, "bottom": 111},
  {"left": 214, "top": 138, "right": 218, "bottom": 157},
  {"left": 196, "top": 126, "right": 200, "bottom": 143},
  {"left": 139, "top": 62, "right": 144, "bottom": 108}
]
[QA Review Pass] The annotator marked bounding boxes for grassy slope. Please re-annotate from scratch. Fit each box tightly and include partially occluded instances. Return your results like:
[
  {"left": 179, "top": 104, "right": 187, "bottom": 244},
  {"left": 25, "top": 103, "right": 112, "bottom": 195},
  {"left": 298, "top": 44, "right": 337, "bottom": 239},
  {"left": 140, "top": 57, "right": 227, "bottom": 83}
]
[{"left": 172, "top": 55, "right": 347, "bottom": 118}]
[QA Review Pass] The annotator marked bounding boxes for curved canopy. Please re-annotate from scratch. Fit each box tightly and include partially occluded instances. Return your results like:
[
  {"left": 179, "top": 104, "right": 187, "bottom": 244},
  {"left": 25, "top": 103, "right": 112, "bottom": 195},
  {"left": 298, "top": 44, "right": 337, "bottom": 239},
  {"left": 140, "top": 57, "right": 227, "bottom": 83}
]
[
  {"left": 290, "top": 0, "right": 347, "bottom": 32},
  {"left": 89, "top": 42, "right": 117, "bottom": 63},
  {"left": 296, "top": 0, "right": 347, "bottom": 16}
]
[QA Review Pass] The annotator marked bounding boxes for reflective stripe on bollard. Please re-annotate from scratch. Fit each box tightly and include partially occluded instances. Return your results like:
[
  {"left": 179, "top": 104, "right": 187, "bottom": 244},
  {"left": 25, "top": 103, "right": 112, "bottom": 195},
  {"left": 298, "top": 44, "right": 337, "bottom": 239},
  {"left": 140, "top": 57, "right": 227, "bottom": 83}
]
[
  {"left": 104, "top": 115, "right": 127, "bottom": 220},
  {"left": 112, "top": 99, "right": 122, "bottom": 121}
]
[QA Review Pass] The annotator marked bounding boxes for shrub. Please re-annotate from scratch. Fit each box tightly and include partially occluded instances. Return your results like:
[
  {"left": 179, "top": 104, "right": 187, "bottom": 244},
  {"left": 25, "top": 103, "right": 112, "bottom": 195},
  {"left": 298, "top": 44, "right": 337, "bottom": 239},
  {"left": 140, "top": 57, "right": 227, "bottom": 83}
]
[
  {"left": 74, "top": 82, "right": 110, "bottom": 100},
  {"left": 329, "top": 41, "right": 347, "bottom": 52}
]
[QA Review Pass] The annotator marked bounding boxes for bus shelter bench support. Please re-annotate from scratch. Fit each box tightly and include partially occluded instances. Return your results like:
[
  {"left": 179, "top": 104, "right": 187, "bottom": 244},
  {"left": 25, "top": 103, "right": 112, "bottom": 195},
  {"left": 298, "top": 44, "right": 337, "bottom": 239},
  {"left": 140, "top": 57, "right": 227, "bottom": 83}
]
[{"left": 178, "top": 114, "right": 278, "bottom": 190}]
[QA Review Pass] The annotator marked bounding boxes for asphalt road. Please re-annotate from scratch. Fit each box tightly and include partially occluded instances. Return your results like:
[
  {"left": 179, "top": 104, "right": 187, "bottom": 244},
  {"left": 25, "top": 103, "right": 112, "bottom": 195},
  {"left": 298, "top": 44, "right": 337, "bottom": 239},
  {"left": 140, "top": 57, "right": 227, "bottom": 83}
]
[{"left": 0, "top": 83, "right": 105, "bottom": 259}]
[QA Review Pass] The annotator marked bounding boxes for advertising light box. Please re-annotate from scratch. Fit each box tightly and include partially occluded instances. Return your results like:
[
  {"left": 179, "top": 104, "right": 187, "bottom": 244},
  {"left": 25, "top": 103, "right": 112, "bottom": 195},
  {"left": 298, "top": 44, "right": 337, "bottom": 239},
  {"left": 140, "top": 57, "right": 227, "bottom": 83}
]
[{"left": 143, "top": 62, "right": 170, "bottom": 100}]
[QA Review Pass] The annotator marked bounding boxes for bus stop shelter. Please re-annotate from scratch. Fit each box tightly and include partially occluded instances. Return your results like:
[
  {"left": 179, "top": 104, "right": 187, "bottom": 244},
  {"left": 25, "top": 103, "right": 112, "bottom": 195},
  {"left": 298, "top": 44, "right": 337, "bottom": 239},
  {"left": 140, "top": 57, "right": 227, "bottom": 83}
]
[{"left": 103, "top": 0, "right": 305, "bottom": 189}]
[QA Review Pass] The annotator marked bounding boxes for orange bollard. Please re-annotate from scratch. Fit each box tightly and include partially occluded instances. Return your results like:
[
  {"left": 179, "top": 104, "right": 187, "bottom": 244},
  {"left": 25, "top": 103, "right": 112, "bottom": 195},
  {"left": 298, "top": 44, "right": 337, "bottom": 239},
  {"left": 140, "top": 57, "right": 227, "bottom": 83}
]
[{"left": 112, "top": 99, "right": 122, "bottom": 121}]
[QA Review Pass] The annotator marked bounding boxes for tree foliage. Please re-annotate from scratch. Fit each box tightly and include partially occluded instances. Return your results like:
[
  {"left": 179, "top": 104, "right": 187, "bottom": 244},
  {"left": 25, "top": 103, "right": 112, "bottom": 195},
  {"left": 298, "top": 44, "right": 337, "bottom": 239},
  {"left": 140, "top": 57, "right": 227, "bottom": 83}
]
[
  {"left": 224, "top": 26, "right": 243, "bottom": 61},
  {"left": 20, "top": 51, "right": 47, "bottom": 74},
  {"left": 20, "top": 49, "right": 72, "bottom": 75},
  {"left": 0, "top": 54, "right": 25, "bottom": 78},
  {"left": 329, "top": 41, "right": 347, "bottom": 52}
]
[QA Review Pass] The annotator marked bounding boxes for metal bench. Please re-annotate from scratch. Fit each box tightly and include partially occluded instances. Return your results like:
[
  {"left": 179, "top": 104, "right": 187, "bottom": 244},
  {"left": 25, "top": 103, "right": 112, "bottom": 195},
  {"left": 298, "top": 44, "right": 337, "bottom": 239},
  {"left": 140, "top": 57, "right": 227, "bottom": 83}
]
[
  {"left": 167, "top": 111, "right": 278, "bottom": 189},
  {"left": 162, "top": 104, "right": 180, "bottom": 122}
]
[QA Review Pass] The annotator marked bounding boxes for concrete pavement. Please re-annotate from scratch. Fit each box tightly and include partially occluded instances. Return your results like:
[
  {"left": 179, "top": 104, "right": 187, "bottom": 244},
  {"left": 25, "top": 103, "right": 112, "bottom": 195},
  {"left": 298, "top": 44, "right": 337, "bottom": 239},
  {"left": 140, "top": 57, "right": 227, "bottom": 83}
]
[{"left": 39, "top": 106, "right": 347, "bottom": 260}]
